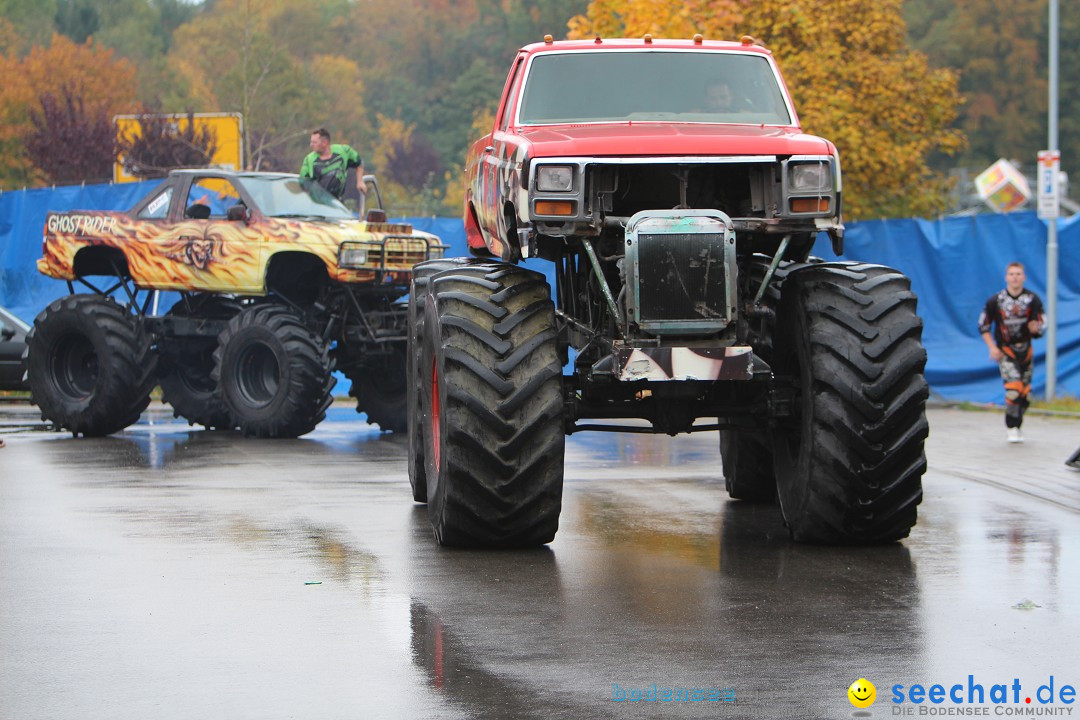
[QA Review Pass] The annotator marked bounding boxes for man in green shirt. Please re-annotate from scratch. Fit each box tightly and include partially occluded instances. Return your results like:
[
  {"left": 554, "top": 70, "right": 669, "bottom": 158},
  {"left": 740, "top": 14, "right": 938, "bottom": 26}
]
[{"left": 299, "top": 127, "right": 367, "bottom": 201}]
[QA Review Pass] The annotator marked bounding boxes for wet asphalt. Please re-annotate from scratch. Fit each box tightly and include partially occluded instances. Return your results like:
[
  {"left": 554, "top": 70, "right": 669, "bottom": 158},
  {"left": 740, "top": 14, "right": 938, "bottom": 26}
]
[{"left": 1, "top": 401, "right": 1078, "bottom": 719}]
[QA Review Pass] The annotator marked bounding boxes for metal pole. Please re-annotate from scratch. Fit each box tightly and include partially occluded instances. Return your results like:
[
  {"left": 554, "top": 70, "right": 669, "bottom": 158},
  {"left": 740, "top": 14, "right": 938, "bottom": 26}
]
[{"left": 1045, "top": 0, "right": 1059, "bottom": 399}]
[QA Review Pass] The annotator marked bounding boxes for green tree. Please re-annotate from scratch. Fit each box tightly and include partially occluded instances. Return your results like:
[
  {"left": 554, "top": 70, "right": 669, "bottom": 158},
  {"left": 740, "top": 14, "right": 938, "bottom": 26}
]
[
  {"left": 168, "top": 0, "right": 331, "bottom": 170},
  {"left": 347, "top": 0, "right": 587, "bottom": 206},
  {"left": 1058, "top": 1, "right": 1080, "bottom": 188},
  {"left": 0, "top": 0, "right": 58, "bottom": 52},
  {"left": 54, "top": 0, "right": 99, "bottom": 43}
]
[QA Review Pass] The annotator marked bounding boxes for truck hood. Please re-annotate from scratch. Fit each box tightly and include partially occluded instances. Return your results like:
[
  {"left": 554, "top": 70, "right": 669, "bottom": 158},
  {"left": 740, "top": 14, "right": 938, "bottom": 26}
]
[{"left": 516, "top": 123, "right": 834, "bottom": 158}]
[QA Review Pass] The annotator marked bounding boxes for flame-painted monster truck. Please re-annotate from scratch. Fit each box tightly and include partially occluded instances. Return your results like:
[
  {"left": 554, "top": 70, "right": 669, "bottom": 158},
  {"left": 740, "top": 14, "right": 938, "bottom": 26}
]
[
  {"left": 409, "top": 36, "right": 928, "bottom": 546},
  {"left": 28, "top": 169, "right": 443, "bottom": 438}
]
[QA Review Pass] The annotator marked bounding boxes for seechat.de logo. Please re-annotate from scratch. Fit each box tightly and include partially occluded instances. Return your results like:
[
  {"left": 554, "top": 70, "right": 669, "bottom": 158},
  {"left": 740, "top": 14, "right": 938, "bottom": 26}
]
[{"left": 849, "top": 678, "right": 877, "bottom": 709}]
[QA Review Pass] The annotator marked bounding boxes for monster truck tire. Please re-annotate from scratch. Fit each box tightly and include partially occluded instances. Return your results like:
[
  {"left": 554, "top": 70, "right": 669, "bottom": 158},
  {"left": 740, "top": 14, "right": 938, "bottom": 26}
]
[
  {"left": 213, "top": 304, "right": 335, "bottom": 438},
  {"left": 771, "top": 263, "right": 928, "bottom": 544},
  {"left": 25, "top": 294, "right": 156, "bottom": 437},
  {"left": 719, "top": 256, "right": 796, "bottom": 502},
  {"left": 159, "top": 296, "right": 240, "bottom": 429},
  {"left": 721, "top": 430, "right": 776, "bottom": 501},
  {"left": 346, "top": 348, "right": 407, "bottom": 434},
  {"left": 407, "top": 258, "right": 475, "bottom": 502},
  {"left": 420, "top": 263, "right": 564, "bottom": 547}
]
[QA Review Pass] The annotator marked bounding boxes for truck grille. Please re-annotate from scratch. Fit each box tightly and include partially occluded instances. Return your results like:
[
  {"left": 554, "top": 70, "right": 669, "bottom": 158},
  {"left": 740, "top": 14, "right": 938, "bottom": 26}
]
[
  {"left": 380, "top": 237, "right": 431, "bottom": 268},
  {"left": 636, "top": 232, "right": 728, "bottom": 325}
]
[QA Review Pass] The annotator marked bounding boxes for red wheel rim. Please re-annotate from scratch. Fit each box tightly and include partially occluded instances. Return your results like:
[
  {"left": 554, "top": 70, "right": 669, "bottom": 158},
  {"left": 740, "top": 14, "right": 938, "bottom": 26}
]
[{"left": 431, "top": 355, "right": 441, "bottom": 472}]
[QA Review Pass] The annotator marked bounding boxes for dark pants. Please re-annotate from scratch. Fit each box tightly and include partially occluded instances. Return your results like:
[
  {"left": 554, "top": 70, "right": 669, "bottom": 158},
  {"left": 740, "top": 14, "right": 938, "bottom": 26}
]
[{"left": 997, "top": 348, "right": 1033, "bottom": 428}]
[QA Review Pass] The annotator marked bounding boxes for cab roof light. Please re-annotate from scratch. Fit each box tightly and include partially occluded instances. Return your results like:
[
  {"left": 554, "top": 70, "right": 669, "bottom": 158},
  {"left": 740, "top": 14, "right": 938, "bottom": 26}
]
[
  {"left": 544, "top": 34, "right": 553, "bottom": 44},
  {"left": 594, "top": 36, "right": 602, "bottom": 44},
  {"left": 693, "top": 34, "right": 703, "bottom": 45},
  {"left": 644, "top": 34, "right": 652, "bottom": 44},
  {"left": 741, "top": 35, "right": 755, "bottom": 45}
]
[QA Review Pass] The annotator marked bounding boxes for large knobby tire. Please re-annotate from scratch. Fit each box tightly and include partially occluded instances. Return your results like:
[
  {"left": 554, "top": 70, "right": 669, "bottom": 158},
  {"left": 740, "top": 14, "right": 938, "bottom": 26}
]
[
  {"left": 771, "top": 263, "right": 928, "bottom": 544},
  {"left": 406, "top": 258, "right": 475, "bottom": 502},
  {"left": 720, "top": 256, "right": 793, "bottom": 502},
  {"left": 420, "top": 263, "right": 565, "bottom": 547},
  {"left": 25, "top": 294, "right": 156, "bottom": 437},
  {"left": 346, "top": 347, "right": 408, "bottom": 434},
  {"left": 159, "top": 296, "right": 240, "bottom": 429},
  {"left": 213, "top": 304, "right": 335, "bottom": 438},
  {"left": 721, "top": 430, "right": 776, "bottom": 502}
]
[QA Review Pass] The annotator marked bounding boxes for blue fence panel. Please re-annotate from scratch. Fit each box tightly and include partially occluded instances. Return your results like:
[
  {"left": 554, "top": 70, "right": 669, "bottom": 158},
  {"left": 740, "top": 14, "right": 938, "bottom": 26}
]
[
  {"left": 2, "top": 182, "right": 1077, "bottom": 402},
  {"left": 0, "top": 181, "right": 159, "bottom": 323},
  {"left": 812, "top": 212, "right": 1080, "bottom": 402}
]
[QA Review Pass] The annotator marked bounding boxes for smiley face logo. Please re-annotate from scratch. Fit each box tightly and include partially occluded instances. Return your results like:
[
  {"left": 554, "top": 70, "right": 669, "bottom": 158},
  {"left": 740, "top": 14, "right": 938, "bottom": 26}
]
[{"left": 848, "top": 678, "right": 876, "bottom": 708}]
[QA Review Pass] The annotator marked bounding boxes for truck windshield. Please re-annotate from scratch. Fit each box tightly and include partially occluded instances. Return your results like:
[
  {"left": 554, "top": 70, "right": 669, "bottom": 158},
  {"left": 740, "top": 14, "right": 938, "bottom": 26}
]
[
  {"left": 518, "top": 50, "right": 792, "bottom": 126},
  {"left": 240, "top": 176, "right": 356, "bottom": 219}
]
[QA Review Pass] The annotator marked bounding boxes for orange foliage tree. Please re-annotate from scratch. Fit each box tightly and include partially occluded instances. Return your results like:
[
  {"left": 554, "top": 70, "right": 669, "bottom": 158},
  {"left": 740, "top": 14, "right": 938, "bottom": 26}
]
[
  {"left": 0, "top": 33, "right": 137, "bottom": 188},
  {"left": 568, "top": 0, "right": 741, "bottom": 39},
  {"left": 566, "top": 0, "right": 965, "bottom": 219}
]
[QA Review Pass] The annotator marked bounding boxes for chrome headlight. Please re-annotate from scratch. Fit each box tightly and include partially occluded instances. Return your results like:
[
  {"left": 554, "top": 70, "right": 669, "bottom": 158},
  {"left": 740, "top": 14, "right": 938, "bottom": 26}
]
[
  {"left": 536, "top": 165, "right": 574, "bottom": 192},
  {"left": 789, "top": 162, "right": 831, "bottom": 193},
  {"left": 339, "top": 242, "right": 369, "bottom": 268}
]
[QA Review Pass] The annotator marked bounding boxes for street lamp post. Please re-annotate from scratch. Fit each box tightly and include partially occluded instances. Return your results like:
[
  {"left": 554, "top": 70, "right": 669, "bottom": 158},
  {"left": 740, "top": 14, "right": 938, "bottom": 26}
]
[{"left": 1045, "top": 0, "right": 1059, "bottom": 400}]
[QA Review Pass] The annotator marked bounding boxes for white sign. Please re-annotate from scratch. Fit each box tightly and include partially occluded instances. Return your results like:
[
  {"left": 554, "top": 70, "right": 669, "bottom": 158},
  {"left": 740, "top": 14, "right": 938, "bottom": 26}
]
[{"left": 1037, "top": 150, "right": 1061, "bottom": 220}]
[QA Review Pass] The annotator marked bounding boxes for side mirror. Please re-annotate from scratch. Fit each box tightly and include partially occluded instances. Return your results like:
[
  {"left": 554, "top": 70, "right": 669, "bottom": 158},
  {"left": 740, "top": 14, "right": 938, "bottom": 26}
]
[
  {"left": 1, "top": 324, "right": 13, "bottom": 341},
  {"left": 227, "top": 205, "right": 248, "bottom": 222}
]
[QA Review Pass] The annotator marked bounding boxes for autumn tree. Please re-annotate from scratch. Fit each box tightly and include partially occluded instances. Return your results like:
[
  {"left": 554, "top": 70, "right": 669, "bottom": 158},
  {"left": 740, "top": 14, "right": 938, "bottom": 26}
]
[
  {"left": 567, "top": 0, "right": 965, "bottom": 219},
  {"left": 367, "top": 115, "right": 447, "bottom": 215},
  {"left": 26, "top": 85, "right": 116, "bottom": 184},
  {"left": 116, "top": 111, "right": 218, "bottom": 179},
  {"left": 0, "top": 33, "right": 136, "bottom": 188},
  {"left": 567, "top": 0, "right": 741, "bottom": 39}
]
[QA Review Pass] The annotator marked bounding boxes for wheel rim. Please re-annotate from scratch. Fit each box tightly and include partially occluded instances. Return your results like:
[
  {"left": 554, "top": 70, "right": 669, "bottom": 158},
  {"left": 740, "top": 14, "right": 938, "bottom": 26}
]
[
  {"left": 235, "top": 342, "right": 280, "bottom": 408},
  {"left": 52, "top": 334, "right": 98, "bottom": 399},
  {"left": 431, "top": 356, "right": 441, "bottom": 472}
]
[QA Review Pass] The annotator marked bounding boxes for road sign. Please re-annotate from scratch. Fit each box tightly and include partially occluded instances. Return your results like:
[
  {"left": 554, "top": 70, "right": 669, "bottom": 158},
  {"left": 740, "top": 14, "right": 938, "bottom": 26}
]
[{"left": 1037, "top": 150, "right": 1061, "bottom": 220}]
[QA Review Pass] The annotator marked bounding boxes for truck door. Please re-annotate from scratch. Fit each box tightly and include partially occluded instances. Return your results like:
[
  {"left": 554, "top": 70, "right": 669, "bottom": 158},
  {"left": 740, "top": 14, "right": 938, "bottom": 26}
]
[{"left": 176, "top": 176, "right": 264, "bottom": 293}]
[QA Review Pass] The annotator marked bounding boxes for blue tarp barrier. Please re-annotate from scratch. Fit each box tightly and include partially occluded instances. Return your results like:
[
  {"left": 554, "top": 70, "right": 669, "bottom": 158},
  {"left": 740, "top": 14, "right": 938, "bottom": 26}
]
[
  {"left": 0, "top": 181, "right": 160, "bottom": 323},
  {"left": 2, "top": 182, "right": 1077, "bottom": 402},
  {"left": 811, "top": 212, "right": 1080, "bottom": 402}
]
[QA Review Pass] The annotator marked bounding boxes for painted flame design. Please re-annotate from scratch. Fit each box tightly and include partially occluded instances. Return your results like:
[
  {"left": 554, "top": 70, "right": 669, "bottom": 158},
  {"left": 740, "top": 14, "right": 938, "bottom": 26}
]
[{"left": 39, "top": 211, "right": 441, "bottom": 295}]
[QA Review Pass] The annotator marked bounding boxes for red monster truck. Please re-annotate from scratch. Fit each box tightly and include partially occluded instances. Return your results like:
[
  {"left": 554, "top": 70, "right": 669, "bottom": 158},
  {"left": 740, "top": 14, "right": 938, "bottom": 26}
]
[
  {"left": 28, "top": 169, "right": 443, "bottom": 438},
  {"left": 409, "top": 36, "right": 928, "bottom": 546}
]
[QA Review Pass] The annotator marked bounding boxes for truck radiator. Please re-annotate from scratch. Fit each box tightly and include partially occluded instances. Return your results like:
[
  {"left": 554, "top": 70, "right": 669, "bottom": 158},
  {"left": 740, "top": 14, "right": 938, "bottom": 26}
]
[
  {"left": 636, "top": 232, "right": 728, "bottom": 324},
  {"left": 625, "top": 211, "right": 736, "bottom": 336}
]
